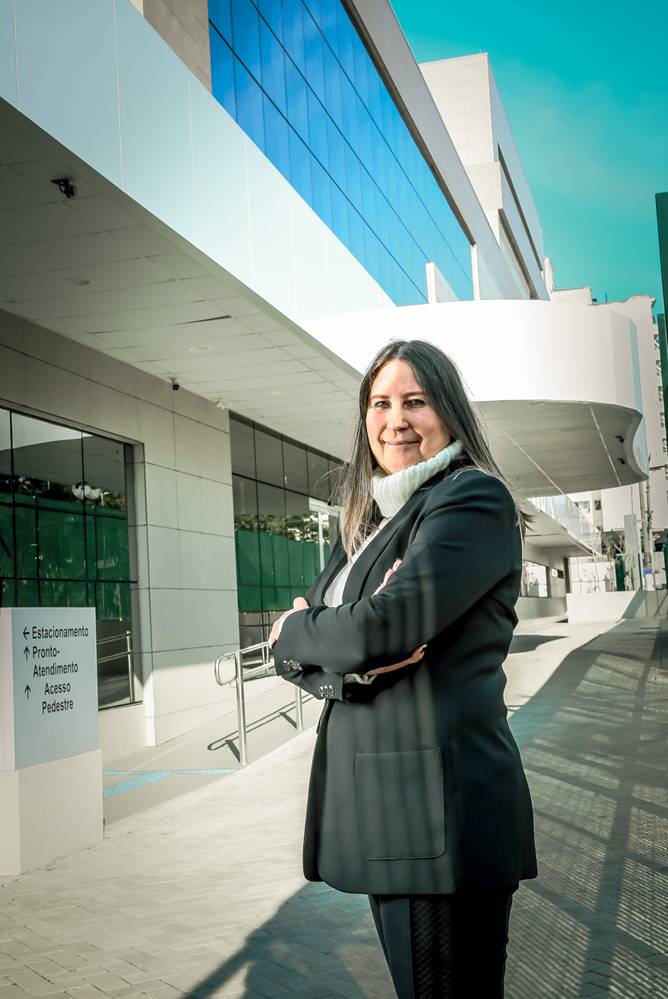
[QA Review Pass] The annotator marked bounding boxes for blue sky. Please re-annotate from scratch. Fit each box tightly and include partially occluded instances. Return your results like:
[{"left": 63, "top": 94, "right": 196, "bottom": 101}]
[{"left": 390, "top": 0, "right": 668, "bottom": 314}]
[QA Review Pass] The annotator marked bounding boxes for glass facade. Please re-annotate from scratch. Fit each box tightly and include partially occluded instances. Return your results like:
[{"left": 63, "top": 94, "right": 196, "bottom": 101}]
[
  {"left": 209, "top": 0, "right": 473, "bottom": 305},
  {"left": 230, "top": 414, "right": 340, "bottom": 649},
  {"left": 0, "top": 408, "right": 136, "bottom": 709}
]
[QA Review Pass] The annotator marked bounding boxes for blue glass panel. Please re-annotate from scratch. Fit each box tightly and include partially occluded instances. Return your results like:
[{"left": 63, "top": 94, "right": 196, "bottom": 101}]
[
  {"left": 337, "top": 11, "right": 354, "bottom": 80},
  {"left": 330, "top": 184, "right": 349, "bottom": 244},
  {"left": 380, "top": 88, "right": 397, "bottom": 151},
  {"left": 260, "top": 19, "right": 286, "bottom": 113},
  {"left": 210, "top": 30, "right": 236, "bottom": 118},
  {"left": 356, "top": 103, "right": 372, "bottom": 167},
  {"left": 258, "top": 0, "right": 283, "bottom": 41},
  {"left": 350, "top": 28, "right": 368, "bottom": 97},
  {"left": 208, "top": 0, "right": 474, "bottom": 304},
  {"left": 365, "top": 64, "right": 383, "bottom": 124},
  {"left": 303, "top": 8, "right": 325, "bottom": 101},
  {"left": 209, "top": 0, "right": 232, "bottom": 41},
  {"left": 307, "top": 88, "right": 328, "bottom": 168},
  {"left": 235, "top": 58, "right": 264, "bottom": 149},
  {"left": 303, "top": 0, "right": 323, "bottom": 28},
  {"left": 282, "top": 0, "right": 305, "bottom": 72},
  {"left": 344, "top": 142, "right": 362, "bottom": 211},
  {"left": 322, "top": 46, "right": 343, "bottom": 127},
  {"left": 347, "top": 202, "right": 365, "bottom": 264},
  {"left": 340, "top": 73, "right": 357, "bottom": 138},
  {"left": 385, "top": 154, "right": 399, "bottom": 209},
  {"left": 263, "top": 95, "right": 290, "bottom": 177},
  {"left": 231, "top": 0, "right": 261, "bottom": 78},
  {"left": 319, "top": 2, "right": 339, "bottom": 55},
  {"left": 370, "top": 123, "right": 386, "bottom": 195},
  {"left": 374, "top": 186, "right": 389, "bottom": 247},
  {"left": 285, "top": 58, "right": 308, "bottom": 140},
  {"left": 311, "top": 157, "right": 332, "bottom": 228},
  {"left": 288, "top": 127, "right": 312, "bottom": 202},
  {"left": 359, "top": 166, "right": 376, "bottom": 229},
  {"left": 326, "top": 118, "right": 345, "bottom": 189},
  {"left": 363, "top": 222, "right": 380, "bottom": 282}
]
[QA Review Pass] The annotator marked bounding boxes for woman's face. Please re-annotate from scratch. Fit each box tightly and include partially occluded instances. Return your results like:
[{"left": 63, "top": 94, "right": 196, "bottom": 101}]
[{"left": 365, "top": 359, "right": 452, "bottom": 475}]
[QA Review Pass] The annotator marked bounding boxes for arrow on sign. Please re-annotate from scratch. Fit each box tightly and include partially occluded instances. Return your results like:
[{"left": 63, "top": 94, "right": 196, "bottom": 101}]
[
  {"left": 24, "top": 684, "right": 31, "bottom": 699},
  {"left": 23, "top": 646, "right": 30, "bottom": 660},
  {"left": 23, "top": 627, "right": 29, "bottom": 640}
]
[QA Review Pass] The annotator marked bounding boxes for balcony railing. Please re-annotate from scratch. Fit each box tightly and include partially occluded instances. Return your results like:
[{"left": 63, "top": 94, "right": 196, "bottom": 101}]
[{"left": 528, "top": 494, "right": 602, "bottom": 555}]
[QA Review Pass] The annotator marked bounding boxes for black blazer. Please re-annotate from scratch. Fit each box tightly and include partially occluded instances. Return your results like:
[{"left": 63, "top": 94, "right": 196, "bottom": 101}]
[{"left": 273, "top": 464, "right": 537, "bottom": 895}]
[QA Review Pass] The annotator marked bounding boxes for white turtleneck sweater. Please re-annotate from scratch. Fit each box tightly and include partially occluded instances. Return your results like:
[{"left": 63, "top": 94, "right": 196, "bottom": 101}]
[{"left": 323, "top": 440, "right": 463, "bottom": 608}]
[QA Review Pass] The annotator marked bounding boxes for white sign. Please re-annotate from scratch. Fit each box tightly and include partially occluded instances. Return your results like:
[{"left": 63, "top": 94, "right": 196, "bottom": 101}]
[{"left": 0, "top": 607, "right": 98, "bottom": 770}]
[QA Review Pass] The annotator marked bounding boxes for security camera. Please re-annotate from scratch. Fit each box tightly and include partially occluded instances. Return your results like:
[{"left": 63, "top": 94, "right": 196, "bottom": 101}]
[{"left": 170, "top": 379, "right": 180, "bottom": 391}]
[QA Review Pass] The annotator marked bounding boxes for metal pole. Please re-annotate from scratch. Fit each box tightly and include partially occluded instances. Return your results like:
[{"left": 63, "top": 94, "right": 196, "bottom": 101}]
[
  {"left": 235, "top": 650, "right": 248, "bottom": 765},
  {"left": 126, "top": 630, "right": 135, "bottom": 702},
  {"left": 295, "top": 687, "right": 303, "bottom": 732}
]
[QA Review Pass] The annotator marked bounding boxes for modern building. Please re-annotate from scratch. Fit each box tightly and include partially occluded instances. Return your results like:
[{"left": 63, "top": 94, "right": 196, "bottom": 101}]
[{"left": 0, "top": 0, "right": 649, "bottom": 756}]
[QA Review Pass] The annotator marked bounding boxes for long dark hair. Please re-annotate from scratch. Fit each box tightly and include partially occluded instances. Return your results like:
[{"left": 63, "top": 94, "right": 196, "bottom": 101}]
[{"left": 338, "top": 339, "right": 531, "bottom": 556}]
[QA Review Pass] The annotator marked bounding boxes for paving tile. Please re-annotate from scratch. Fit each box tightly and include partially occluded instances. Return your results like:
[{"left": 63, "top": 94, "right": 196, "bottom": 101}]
[{"left": 1, "top": 621, "right": 667, "bottom": 998}]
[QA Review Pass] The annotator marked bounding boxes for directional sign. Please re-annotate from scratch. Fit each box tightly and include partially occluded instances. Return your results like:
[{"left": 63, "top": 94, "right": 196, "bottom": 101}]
[{"left": 0, "top": 607, "right": 98, "bottom": 770}]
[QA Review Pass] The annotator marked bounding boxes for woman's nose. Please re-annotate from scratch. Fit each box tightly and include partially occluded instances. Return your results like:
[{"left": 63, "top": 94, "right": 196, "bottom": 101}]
[{"left": 386, "top": 405, "right": 409, "bottom": 430}]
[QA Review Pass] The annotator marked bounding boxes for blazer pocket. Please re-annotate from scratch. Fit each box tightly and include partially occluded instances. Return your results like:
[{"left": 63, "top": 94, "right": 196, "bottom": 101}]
[{"left": 354, "top": 748, "right": 445, "bottom": 861}]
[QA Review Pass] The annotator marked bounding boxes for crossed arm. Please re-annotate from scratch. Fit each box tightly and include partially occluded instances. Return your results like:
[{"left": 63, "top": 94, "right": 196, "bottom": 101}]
[{"left": 271, "top": 472, "right": 516, "bottom": 698}]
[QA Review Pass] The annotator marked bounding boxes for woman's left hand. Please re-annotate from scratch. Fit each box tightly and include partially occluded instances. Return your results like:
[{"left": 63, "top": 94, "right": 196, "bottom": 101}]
[
  {"left": 269, "top": 597, "right": 309, "bottom": 648},
  {"left": 366, "top": 559, "right": 427, "bottom": 675}
]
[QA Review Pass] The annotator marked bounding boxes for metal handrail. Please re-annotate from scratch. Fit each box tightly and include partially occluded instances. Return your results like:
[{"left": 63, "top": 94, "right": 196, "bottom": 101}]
[
  {"left": 96, "top": 629, "right": 134, "bottom": 702},
  {"left": 214, "top": 640, "right": 304, "bottom": 765}
]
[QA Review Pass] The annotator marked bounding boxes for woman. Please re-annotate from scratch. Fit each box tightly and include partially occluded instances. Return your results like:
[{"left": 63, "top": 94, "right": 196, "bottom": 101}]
[{"left": 269, "top": 339, "right": 537, "bottom": 998}]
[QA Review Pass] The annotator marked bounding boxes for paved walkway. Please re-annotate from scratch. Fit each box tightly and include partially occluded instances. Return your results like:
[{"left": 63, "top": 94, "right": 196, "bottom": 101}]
[{"left": 1, "top": 619, "right": 667, "bottom": 998}]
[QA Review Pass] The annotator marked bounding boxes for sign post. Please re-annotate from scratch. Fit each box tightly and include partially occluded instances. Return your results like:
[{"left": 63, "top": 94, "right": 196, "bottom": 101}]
[{"left": 0, "top": 607, "right": 103, "bottom": 874}]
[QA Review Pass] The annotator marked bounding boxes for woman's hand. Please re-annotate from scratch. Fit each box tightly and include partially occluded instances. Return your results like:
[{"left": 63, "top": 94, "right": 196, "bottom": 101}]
[
  {"left": 366, "top": 559, "right": 427, "bottom": 676},
  {"left": 365, "top": 644, "right": 427, "bottom": 676},
  {"left": 269, "top": 597, "right": 309, "bottom": 648}
]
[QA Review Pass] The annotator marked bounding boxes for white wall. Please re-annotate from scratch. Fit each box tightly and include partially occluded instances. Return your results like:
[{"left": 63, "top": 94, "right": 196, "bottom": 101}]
[
  {"left": 420, "top": 54, "right": 546, "bottom": 299},
  {"left": 306, "top": 299, "right": 644, "bottom": 416},
  {"left": 0, "top": 0, "right": 392, "bottom": 335},
  {"left": 0, "top": 309, "right": 239, "bottom": 746},
  {"left": 599, "top": 297, "right": 668, "bottom": 532}
]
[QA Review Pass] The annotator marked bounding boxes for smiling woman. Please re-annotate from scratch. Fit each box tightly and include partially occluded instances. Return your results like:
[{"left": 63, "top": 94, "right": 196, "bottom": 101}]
[{"left": 268, "top": 339, "right": 537, "bottom": 999}]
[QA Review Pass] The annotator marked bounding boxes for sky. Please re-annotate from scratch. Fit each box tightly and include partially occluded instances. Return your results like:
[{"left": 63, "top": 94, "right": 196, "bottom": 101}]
[{"left": 390, "top": 0, "right": 668, "bottom": 314}]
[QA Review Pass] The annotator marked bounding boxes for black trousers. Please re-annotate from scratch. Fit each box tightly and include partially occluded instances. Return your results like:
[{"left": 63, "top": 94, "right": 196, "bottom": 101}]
[{"left": 368, "top": 887, "right": 516, "bottom": 999}]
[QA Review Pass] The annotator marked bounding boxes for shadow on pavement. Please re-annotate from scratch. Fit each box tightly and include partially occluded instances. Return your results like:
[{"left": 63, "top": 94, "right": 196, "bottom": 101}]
[
  {"left": 187, "top": 621, "right": 668, "bottom": 999},
  {"left": 188, "top": 885, "right": 388, "bottom": 999},
  {"left": 509, "top": 633, "right": 563, "bottom": 654}
]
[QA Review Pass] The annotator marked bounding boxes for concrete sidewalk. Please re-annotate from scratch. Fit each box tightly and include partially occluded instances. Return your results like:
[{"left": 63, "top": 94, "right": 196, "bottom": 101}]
[{"left": 1, "top": 619, "right": 667, "bottom": 998}]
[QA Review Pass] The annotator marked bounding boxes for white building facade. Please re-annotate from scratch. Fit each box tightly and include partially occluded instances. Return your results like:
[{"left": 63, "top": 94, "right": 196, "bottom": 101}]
[{"left": 0, "top": 0, "right": 649, "bottom": 755}]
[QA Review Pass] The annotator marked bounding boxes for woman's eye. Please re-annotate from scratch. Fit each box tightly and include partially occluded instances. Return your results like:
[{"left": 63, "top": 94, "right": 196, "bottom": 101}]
[{"left": 406, "top": 398, "right": 426, "bottom": 407}]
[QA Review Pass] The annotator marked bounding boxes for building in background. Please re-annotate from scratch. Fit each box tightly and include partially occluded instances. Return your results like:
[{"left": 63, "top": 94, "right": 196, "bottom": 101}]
[{"left": 0, "top": 0, "right": 650, "bottom": 754}]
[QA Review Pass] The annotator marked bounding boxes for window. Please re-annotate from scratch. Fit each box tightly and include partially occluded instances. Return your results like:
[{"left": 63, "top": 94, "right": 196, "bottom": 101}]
[
  {"left": 230, "top": 415, "right": 341, "bottom": 648},
  {"left": 521, "top": 560, "right": 549, "bottom": 598},
  {"left": 209, "top": 0, "right": 473, "bottom": 305},
  {"left": 0, "top": 408, "right": 136, "bottom": 709},
  {"left": 235, "top": 59, "right": 265, "bottom": 150}
]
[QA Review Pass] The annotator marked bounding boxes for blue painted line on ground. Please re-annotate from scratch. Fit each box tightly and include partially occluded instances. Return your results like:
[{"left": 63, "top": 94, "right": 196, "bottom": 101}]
[{"left": 103, "top": 768, "right": 237, "bottom": 798}]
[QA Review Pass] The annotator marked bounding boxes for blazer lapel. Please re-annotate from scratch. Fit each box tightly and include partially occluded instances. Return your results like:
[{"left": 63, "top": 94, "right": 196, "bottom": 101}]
[
  {"left": 307, "top": 537, "right": 347, "bottom": 605},
  {"left": 341, "top": 484, "right": 432, "bottom": 603}
]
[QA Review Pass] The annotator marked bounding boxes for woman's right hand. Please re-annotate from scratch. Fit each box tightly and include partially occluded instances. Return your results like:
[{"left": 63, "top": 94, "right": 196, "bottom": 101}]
[{"left": 366, "top": 559, "right": 426, "bottom": 676}]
